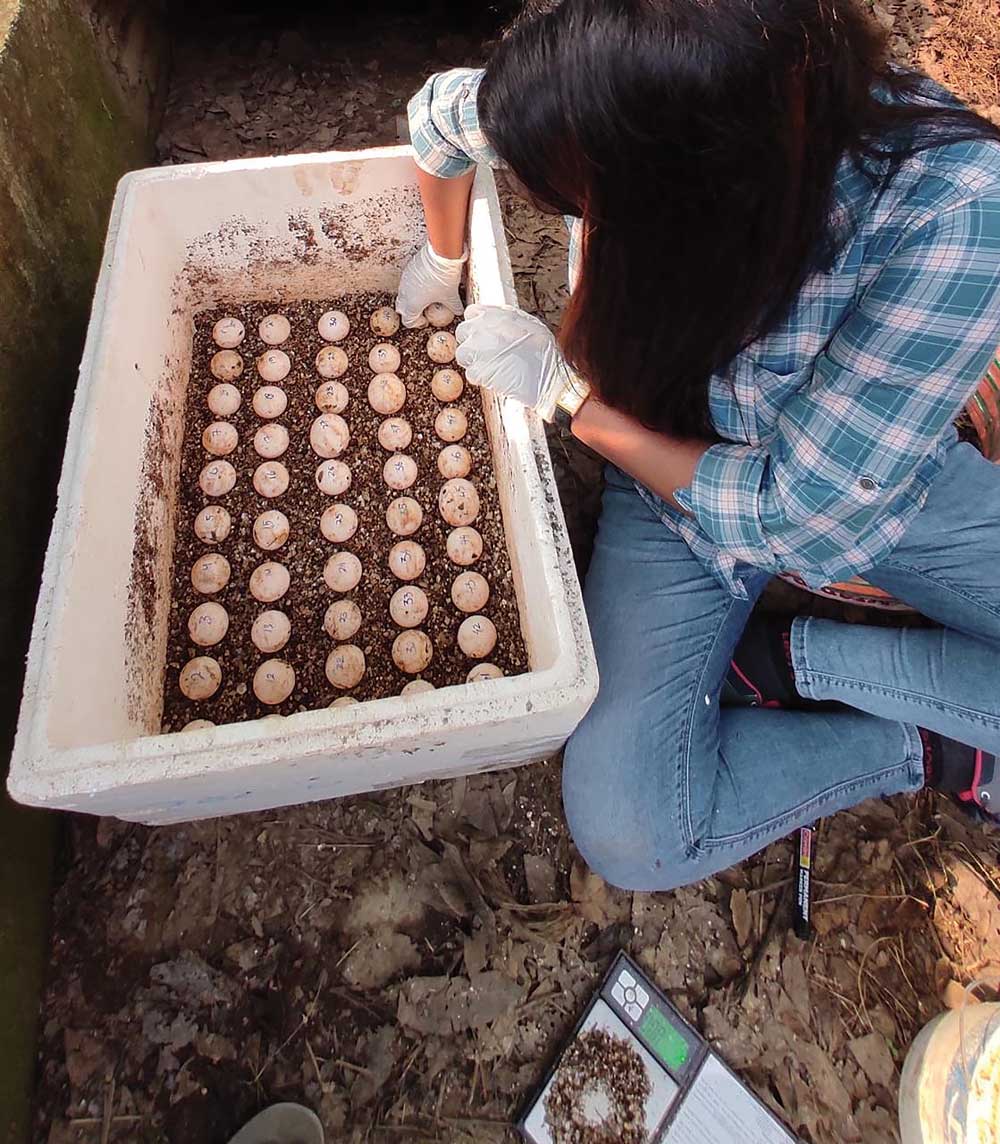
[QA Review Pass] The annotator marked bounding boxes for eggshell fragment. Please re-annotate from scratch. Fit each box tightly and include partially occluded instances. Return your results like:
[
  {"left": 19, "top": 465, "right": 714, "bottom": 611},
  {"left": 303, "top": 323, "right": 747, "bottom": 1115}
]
[
  {"left": 467, "top": 662, "right": 504, "bottom": 683},
  {"left": 323, "top": 551, "right": 363, "bottom": 592},
  {"left": 208, "top": 383, "right": 242, "bottom": 416},
  {"left": 389, "top": 585, "right": 429, "bottom": 628},
  {"left": 434, "top": 407, "right": 467, "bottom": 443},
  {"left": 370, "top": 306, "right": 401, "bottom": 336},
  {"left": 249, "top": 561, "right": 290, "bottom": 603},
  {"left": 254, "top": 423, "right": 289, "bottom": 459},
  {"left": 259, "top": 314, "right": 291, "bottom": 345},
  {"left": 253, "top": 509, "right": 290, "bottom": 551},
  {"left": 431, "top": 368, "right": 464, "bottom": 402},
  {"left": 437, "top": 444, "right": 471, "bottom": 479},
  {"left": 317, "top": 310, "right": 350, "bottom": 342},
  {"left": 191, "top": 553, "right": 231, "bottom": 594},
  {"left": 457, "top": 614, "right": 498, "bottom": 659},
  {"left": 368, "top": 374, "right": 406, "bottom": 415},
  {"left": 378, "top": 417, "right": 412, "bottom": 451},
  {"left": 210, "top": 350, "right": 244, "bottom": 381},
  {"left": 257, "top": 349, "right": 290, "bottom": 382},
  {"left": 326, "top": 644, "right": 366, "bottom": 689},
  {"left": 251, "top": 609, "right": 291, "bottom": 653},
  {"left": 438, "top": 478, "right": 480, "bottom": 526},
  {"left": 254, "top": 659, "right": 295, "bottom": 704},
  {"left": 310, "top": 414, "right": 350, "bottom": 459},
  {"left": 425, "top": 303, "right": 454, "bottom": 328},
  {"left": 199, "top": 460, "right": 237, "bottom": 496},
  {"left": 252, "top": 386, "right": 288, "bottom": 418},
  {"left": 188, "top": 602, "right": 229, "bottom": 647},
  {"left": 401, "top": 679, "right": 436, "bottom": 695},
  {"left": 315, "top": 381, "right": 349, "bottom": 414},
  {"left": 392, "top": 630, "right": 433, "bottom": 674},
  {"left": 388, "top": 540, "right": 426, "bottom": 581},
  {"left": 451, "top": 571, "right": 490, "bottom": 613},
  {"left": 385, "top": 496, "right": 423, "bottom": 536},
  {"left": 320, "top": 503, "right": 358, "bottom": 543},
  {"left": 212, "top": 317, "right": 245, "bottom": 348},
  {"left": 316, "top": 345, "right": 349, "bottom": 379},
  {"left": 324, "top": 599, "right": 362, "bottom": 641},
  {"left": 369, "top": 343, "right": 401, "bottom": 374},
  {"left": 383, "top": 453, "right": 417, "bottom": 490},
  {"left": 427, "top": 331, "right": 457, "bottom": 364},
  {"left": 194, "top": 505, "right": 232, "bottom": 544},
  {"left": 446, "top": 526, "right": 483, "bottom": 565},
  {"left": 253, "top": 461, "right": 290, "bottom": 498},
  {"left": 179, "top": 656, "right": 222, "bottom": 700},
  {"left": 315, "top": 459, "right": 352, "bottom": 497}
]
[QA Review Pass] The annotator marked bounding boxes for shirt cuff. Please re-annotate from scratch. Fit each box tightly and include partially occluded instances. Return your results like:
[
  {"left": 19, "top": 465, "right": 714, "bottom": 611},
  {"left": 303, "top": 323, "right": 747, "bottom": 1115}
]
[
  {"left": 681, "top": 443, "right": 778, "bottom": 569},
  {"left": 407, "top": 84, "right": 477, "bottom": 181}
]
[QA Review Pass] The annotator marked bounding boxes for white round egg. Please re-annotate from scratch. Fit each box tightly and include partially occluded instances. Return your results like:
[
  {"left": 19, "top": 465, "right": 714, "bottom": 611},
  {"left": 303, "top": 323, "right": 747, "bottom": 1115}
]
[
  {"left": 382, "top": 453, "right": 417, "bottom": 491},
  {"left": 425, "top": 303, "right": 454, "bottom": 329},
  {"left": 253, "top": 461, "right": 290, "bottom": 499},
  {"left": 194, "top": 505, "right": 232, "bottom": 544},
  {"left": 457, "top": 614, "right": 498, "bottom": 659},
  {"left": 323, "top": 551, "right": 363, "bottom": 593},
  {"left": 368, "top": 374, "right": 406, "bottom": 415},
  {"left": 249, "top": 561, "right": 290, "bottom": 603},
  {"left": 431, "top": 368, "right": 464, "bottom": 402},
  {"left": 199, "top": 460, "right": 237, "bottom": 497},
  {"left": 427, "top": 331, "right": 457, "bottom": 364},
  {"left": 377, "top": 417, "right": 412, "bottom": 451},
  {"left": 316, "top": 345, "right": 349, "bottom": 379},
  {"left": 452, "top": 571, "right": 490, "bottom": 613},
  {"left": 202, "top": 421, "right": 239, "bottom": 456},
  {"left": 208, "top": 383, "right": 242, "bottom": 416},
  {"left": 179, "top": 656, "right": 222, "bottom": 700},
  {"left": 191, "top": 553, "right": 231, "bottom": 595},
  {"left": 389, "top": 585, "right": 429, "bottom": 628},
  {"left": 212, "top": 317, "right": 245, "bottom": 349},
  {"left": 315, "top": 380, "right": 349, "bottom": 414},
  {"left": 388, "top": 540, "right": 426, "bottom": 582},
  {"left": 401, "top": 679, "right": 436, "bottom": 695},
  {"left": 254, "top": 659, "right": 295, "bottom": 705},
  {"left": 310, "top": 414, "right": 350, "bottom": 459},
  {"left": 437, "top": 444, "right": 472, "bottom": 479},
  {"left": 315, "top": 459, "right": 352, "bottom": 497},
  {"left": 253, "top": 509, "right": 290, "bottom": 551},
  {"left": 210, "top": 350, "right": 244, "bottom": 381},
  {"left": 252, "top": 386, "right": 288, "bottom": 419},
  {"left": 326, "top": 644, "right": 366, "bottom": 689},
  {"left": 320, "top": 503, "right": 358, "bottom": 543},
  {"left": 257, "top": 349, "right": 291, "bottom": 383},
  {"left": 439, "top": 478, "right": 479, "bottom": 526},
  {"left": 317, "top": 310, "right": 350, "bottom": 342},
  {"left": 446, "top": 526, "right": 483, "bottom": 565},
  {"left": 251, "top": 609, "right": 291, "bottom": 653},
  {"left": 467, "top": 662, "right": 504, "bottom": 683},
  {"left": 392, "top": 630, "right": 433, "bottom": 675},
  {"left": 254, "top": 423, "right": 289, "bottom": 459},
  {"left": 385, "top": 496, "right": 423, "bottom": 537},
  {"left": 324, "top": 599, "right": 362, "bottom": 641},
  {"left": 258, "top": 314, "right": 291, "bottom": 346},
  {"left": 370, "top": 306, "right": 401, "bottom": 336},
  {"left": 188, "top": 601, "right": 230, "bottom": 648},
  {"left": 435, "top": 407, "right": 467, "bottom": 443}
]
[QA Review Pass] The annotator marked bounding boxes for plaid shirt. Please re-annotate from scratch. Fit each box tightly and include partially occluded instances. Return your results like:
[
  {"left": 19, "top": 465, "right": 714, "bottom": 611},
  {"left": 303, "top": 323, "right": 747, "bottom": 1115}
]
[{"left": 410, "top": 68, "right": 1000, "bottom": 596}]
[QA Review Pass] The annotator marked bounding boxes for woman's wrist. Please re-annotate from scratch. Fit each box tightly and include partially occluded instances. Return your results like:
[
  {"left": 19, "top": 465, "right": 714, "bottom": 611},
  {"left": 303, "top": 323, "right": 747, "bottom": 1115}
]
[{"left": 416, "top": 165, "right": 475, "bottom": 260}]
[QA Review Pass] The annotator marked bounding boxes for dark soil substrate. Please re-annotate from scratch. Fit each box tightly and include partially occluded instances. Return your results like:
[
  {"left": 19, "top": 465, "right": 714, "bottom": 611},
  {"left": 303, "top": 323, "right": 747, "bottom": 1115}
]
[{"left": 161, "top": 293, "right": 527, "bottom": 730}]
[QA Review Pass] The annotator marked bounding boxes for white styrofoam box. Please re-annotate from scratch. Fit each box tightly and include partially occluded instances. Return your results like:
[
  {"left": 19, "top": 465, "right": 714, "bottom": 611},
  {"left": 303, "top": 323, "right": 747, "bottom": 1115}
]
[{"left": 8, "top": 147, "right": 597, "bottom": 824}]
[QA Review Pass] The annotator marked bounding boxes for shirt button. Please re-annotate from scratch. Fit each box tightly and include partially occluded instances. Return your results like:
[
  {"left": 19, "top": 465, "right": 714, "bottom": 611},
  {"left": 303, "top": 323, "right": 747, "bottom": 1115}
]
[{"left": 859, "top": 476, "right": 878, "bottom": 492}]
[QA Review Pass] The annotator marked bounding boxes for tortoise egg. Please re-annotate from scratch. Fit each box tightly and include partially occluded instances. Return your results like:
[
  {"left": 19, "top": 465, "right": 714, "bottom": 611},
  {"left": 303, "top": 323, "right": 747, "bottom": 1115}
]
[
  {"left": 385, "top": 496, "right": 423, "bottom": 537},
  {"left": 257, "top": 349, "right": 290, "bottom": 382},
  {"left": 378, "top": 417, "right": 412, "bottom": 451},
  {"left": 446, "top": 526, "right": 483, "bottom": 565},
  {"left": 369, "top": 343, "right": 401, "bottom": 374},
  {"left": 190, "top": 553, "right": 231, "bottom": 594},
  {"left": 324, "top": 599, "right": 362, "bottom": 641},
  {"left": 370, "top": 306, "right": 401, "bottom": 336},
  {"left": 188, "top": 602, "right": 229, "bottom": 647},
  {"left": 402, "top": 679, "right": 436, "bottom": 695},
  {"left": 326, "top": 644, "right": 366, "bottom": 689},
  {"left": 438, "top": 478, "right": 479, "bottom": 526},
  {"left": 315, "top": 381, "right": 349, "bottom": 414},
  {"left": 437, "top": 444, "right": 471, "bottom": 479},
  {"left": 389, "top": 585, "right": 429, "bottom": 628},
  {"left": 199, "top": 460, "right": 237, "bottom": 497},
  {"left": 330, "top": 696, "right": 359, "bottom": 709},
  {"left": 253, "top": 659, "right": 295, "bottom": 705},
  {"left": 253, "top": 461, "right": 290, "bottom": 498},
  {"left": 202, "top": 421, "right": 238, "bottom": 456},
  {"left": 252, "top": 386, "right": 288, "bottom": 418},
  {"left": 388, "top": 540, "right": 426, "bottom": 582},
  {"left": 368, "top": 373, "right": 406, "bottom": 415},
  {"left": 179, "top": 656, "right": 222, "bottom": 700},
  {"left": 254, "top": 423, "right": 289, "bottom": 459},
  {"left": 451, "top": 572, "right": 490, "bottom": 613},
  {"left": 182, "top": 719, "right": 215, "bottom": 731},
  {"left": 258, "top": 313, "right": 290, "bottom": 345},
  {"left": 457, "top": 614, "right": 498, "bottom": 659},
  {"left": 320, "top": 503, "right": 358, "bottom": 543},
  {"left": 253, "top": 509, "right": 290, "bottom": 551},
  {"left": 194, "top": 505, "right": 232, "bottom": 544},
  {"left": 435, "top": 407, "right": 467, "bottom": 443},
  {"left": 382, "top": 453, "right": 417, "bottom": 490},
  {"left": 467, "top": 662, "right": 504, "bottom": 683},
  {"left": 208, "top": 383, "right": 242, "bottom": 416},
  {"left": 426, "top": 331, "right": 457, "bottom": 364},
  {"left": 212, "top": 317, "right": 245, "bottom": 349},
  {"left": 431, "top": 368, "right": 464, "bottom": 402},
  {"left": 315, "top": 459, "right": 352, "bottom": 497},
  {"left": 323, "top": 551, "right": 363, "bottom": 592},
  {"left": 392, "top": 630, "right": 433, "bottom": 674},
  {"left": 317, "top": 310, "right": 350, "bottom": 342},
  {"left": 310, "top": 413, "right": 350, "bottom": 458},
  {"left": 425, "top": 303, "right": 454, "bottom": 329},
  {"left": 210, "top": 350, "right": 244, "bottom": 381},
  {"left": 249, "top": 561, "right": 290, "bottom": 603},
  {"left": 316, "top": 345, "right": 349, "bottom": 379},
  {"left": 251, "top": 609, "right": 291, "bottom": 653}
]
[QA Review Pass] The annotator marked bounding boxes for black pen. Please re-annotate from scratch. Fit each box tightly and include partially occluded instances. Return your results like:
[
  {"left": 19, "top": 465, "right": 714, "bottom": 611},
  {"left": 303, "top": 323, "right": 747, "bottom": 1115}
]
[{"left": 793, "top": 823, "right": 816, "bottom": 940}]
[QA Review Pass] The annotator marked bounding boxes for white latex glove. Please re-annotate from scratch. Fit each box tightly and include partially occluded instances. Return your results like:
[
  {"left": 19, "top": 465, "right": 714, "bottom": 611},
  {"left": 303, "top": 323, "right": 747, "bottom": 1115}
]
[
  {"left": 395, "top": 241, "right": 467, "bottom": 328},
  {"left": 455, "top": 304, "right": 568, "bottom": 420}
]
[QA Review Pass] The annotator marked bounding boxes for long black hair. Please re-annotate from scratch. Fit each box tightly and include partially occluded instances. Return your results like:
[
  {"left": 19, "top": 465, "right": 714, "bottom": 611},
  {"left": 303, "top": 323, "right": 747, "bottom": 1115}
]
[{"left": 477, "top": 0, "right": 1000, "bottom": 437}]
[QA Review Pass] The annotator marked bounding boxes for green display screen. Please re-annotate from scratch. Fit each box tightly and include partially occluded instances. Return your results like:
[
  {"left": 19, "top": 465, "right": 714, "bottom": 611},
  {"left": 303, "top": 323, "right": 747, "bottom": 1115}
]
[{"left": 638, "top": 1005, "right": 691, "bottom": 1070}]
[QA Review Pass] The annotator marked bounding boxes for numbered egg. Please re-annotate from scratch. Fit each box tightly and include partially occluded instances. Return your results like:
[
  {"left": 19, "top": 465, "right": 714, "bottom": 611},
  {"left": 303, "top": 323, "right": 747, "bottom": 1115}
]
[
  {"left": 326, "top": 644, "right": 366, "bottom": 689},
  {"left": 378, "top": 417, "right": 412, "bottom": 451},
  {"left": 257, "top": 349, "right": 290, "bottom": 382},
  {"left": 323, "top": 551, "right": 363, "bottom": 592},
  {"left": 317, "top": 310, "right": 350, "bottom": 342},
  {"left": 388, "top": 540, "right": 426, "bottom": 582},
  {"left": 402, "top": 679, "right": 436, "bottom": 695},
  {"left": 427, "top": 331, "right": 457, "bottom": 364},
  {"left": 446, "top": 526, "right": 483, "bottom": 565},
  {"left": 431, "top": 368, "right": 464, "bottom": 402},
  {"left": 179, "top": 656, "right": 222, "bottom": 700},
  {"left": 249, "top": 561, "right": 290, "bottom": 603},
  {"left": 194, "top": 506, "right": 232, "bottom": 544},
  {"left": 212, "top": 317, "right": 245, "bottom": 349},
  {"left": 320, "top": 503, "right": 358, "bottom": 543},
  {"left": 382, "top": 453, "right": 417, "bottom": 490},
  {"left": 370, "top": 306, "right": 401, "bottom": 336},
  {"left": 389, "top": 585, "right": 429, "bottom": 628},
  {"left": 385, "top": 496, "right": 423, "bottom": 537},
  {"left": 201, "top": 422, "right": 238, "bottom": 456},
  {"left": 210, "top": 350, "right": 244, "bottom": 381},
  {"left": 316, "top": 345, "right": 349, "bottom": 379},
  {"left": 253, "top": 461, "right": 290, "bottom": 498},
  {"left": 368, "top": 373, "right": 406, "bottom": 415},
  {"left": 392, "top": 630, "right": 433, "bottom": 674},
  {"left": 208, "top": 383, "right": 242, "bottom": 416},
  {"left": 254, "top": 423, "right": 289, "bottom": 459},
  {"left": 310, "top": 414, "right": 350, "bottom": 459},
  {"left": 437, "top": 444, "right": 472, "bottom": 479},
  {"left": 259, "top": 314, "right": 291, "bottom": 345},
  {"left": 187, "top": 602, "right": 229, "bottom": 647},
  {"left": 324, "top": 599, "right": 362, "bottom": 641},
  {"left": 253, "top": 659, "right": 295, "bottom": 705},
  {"left": 425, "top": 303, "right": 454, "bottom": 329},
  {"left": 330, "top": 696, "right": 358, "bottom": 709},
  {"left": 251, "top": 609, "right": 291, "bottom": 653},
  {"left": 451, "top": 571, "right": 490, "bottom": 613},
  {"left": 191, "top": 553, "right": 231, "bottom": 595},
  {"left": 253, "top": 509, "right": 290, "bottom": 551},
  {"left": 467, "top": 663, "right": 504, "bottom": 683},
  {"left": 435, "top": 407, "right": 468, "bottom": 443},
  {"left": 315, "top": 380, "right": 349, "bottom": 414},
  {"left": 199, "top": 460, "right": 237, "bottom": 496},
  {"left": 315, "top": 459, "right": 352, "bottom": 497},
  {"left": 438, "top": 478, "right": 479, "bottom": 526},
  {"left": 252, "top": 385, "right": 288, "bottom": 418},
  {"left": 369, "top": 343, "right": 401, "bottom": 374},
  {"left": 458, "top": 614, "right": 498, "bottom": 659}
]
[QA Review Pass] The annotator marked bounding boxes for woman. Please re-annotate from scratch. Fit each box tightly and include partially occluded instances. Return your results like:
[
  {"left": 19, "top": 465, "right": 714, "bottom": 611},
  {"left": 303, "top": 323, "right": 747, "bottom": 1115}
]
[{"left": 396, "top": 0, "right": 1000, "bottom": 891}]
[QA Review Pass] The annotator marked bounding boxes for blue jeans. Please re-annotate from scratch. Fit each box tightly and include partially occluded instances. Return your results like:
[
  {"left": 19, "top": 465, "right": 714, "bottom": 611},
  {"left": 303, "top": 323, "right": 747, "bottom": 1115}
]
[{"left": 563, "top": 442, "right": 1000, "bottom": 891}]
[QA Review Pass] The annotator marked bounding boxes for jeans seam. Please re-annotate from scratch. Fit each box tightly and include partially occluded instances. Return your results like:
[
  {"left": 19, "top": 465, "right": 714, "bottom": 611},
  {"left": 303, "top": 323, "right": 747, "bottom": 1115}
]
[{"left": 877, "top": 558, "right": 1000, "bottom": 621}]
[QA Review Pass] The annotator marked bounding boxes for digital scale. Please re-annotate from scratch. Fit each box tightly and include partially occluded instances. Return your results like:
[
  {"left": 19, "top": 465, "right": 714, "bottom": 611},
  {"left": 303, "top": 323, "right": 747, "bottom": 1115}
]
[{"left": 519, "top": 952, "right": 802, "bottom": 1144}]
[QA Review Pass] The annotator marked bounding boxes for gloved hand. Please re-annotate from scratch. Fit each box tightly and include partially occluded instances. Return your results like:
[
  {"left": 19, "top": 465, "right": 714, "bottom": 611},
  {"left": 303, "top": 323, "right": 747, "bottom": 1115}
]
[
  {"left": 395, "top": 242, "right": 467, "bottom": 328},
  {"left": 455, "top": 304, "right": 568, "bottom": 420}
]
